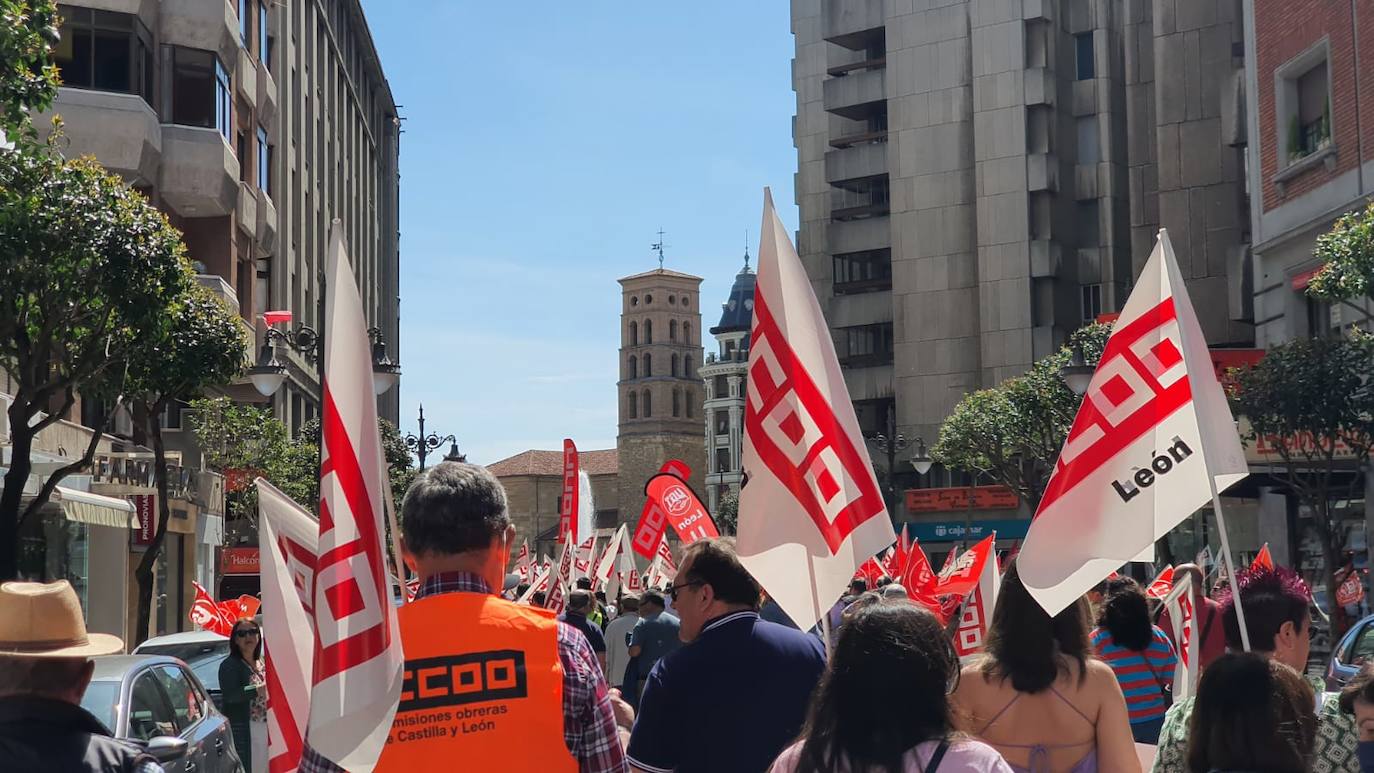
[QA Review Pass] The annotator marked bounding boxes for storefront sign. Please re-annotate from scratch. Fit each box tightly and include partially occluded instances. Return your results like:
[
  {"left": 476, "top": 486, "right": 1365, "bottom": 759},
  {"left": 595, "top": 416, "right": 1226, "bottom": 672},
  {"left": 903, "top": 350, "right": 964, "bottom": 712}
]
[
  {"left": 131, "top": 494, "right": 155, "bottom": 546},
  {"left": 902, "top": 518, "right": 1031, "bottom": 543},
  {"left": 905, "top": 486, "right": 1019, "bottom": 513},
  {"left": 221, "top": 547, "right": 260, "bottom": 575},
  {"left": 1209, "top": 349, "right": 1264, "bottom": 390},
  {"left": 1238, "top": 417, "right": 1364, "bottom": 464}
]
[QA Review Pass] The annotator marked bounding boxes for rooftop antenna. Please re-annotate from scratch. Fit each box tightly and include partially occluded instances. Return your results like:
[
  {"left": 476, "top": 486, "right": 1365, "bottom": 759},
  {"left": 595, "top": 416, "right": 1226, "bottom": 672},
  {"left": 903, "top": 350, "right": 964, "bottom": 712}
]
[
  {"left": 744, "top": 228, "right": 751, "bottom": 269},
  {"left": 651, "top": 227, "right": 667, "bottom": 269}
]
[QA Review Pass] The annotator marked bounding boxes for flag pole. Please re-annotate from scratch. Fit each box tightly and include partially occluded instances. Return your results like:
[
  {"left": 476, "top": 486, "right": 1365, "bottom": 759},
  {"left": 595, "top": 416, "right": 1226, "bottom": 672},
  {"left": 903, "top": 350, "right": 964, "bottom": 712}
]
[
  {"left": 1209, "top": 479, "right": 1250, "bottom": 651},
  {"left": 808, "top": 554, "right": 833, "bottom": 659},
  {"left": 383, "top": 489, "right": 408, "bottom": 606}
]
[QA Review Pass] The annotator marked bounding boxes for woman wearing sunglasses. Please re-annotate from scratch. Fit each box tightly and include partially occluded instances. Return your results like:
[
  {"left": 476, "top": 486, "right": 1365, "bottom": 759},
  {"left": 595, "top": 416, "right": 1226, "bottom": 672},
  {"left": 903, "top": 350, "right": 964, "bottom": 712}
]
[{"left": 219, "top": 618, "right": 266, "bottom": 771}]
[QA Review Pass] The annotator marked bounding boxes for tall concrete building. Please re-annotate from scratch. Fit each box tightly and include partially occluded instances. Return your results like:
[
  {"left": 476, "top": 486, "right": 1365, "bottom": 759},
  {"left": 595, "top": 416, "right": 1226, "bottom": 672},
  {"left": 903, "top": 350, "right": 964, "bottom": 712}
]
[
  {"left": 616, "top": 267, "right": 707, "bottom": 523},
  {"left": 791, "top": 0, "right": 1254, "bottom": 525},
  {"left": 700, "top": 252, "right": 756, "bottom": 512}
]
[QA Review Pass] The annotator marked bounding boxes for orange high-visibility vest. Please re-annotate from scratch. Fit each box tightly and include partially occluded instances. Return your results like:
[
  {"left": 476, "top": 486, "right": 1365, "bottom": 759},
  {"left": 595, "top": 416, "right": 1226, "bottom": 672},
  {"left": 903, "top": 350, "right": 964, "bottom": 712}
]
[{"left": 375, "top": 591, "right": 576, "bottom": 772}]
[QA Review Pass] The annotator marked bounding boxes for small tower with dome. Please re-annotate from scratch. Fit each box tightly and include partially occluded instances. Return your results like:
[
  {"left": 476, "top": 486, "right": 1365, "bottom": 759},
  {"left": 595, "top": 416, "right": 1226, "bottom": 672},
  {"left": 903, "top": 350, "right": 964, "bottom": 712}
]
[{"left": 699, "top": 249, "right": 756, "bottom": 512}]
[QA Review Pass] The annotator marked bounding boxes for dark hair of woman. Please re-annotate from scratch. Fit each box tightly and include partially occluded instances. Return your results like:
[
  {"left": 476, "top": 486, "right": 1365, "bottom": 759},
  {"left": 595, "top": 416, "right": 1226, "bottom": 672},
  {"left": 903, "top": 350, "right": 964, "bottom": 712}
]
[
  {"left": 1185, "top": 652, "right": 1315, "bottom": 773},
  {"left": 1096, "top": 578, "right": 1153, "bottom": 651},
  {"left": 982, "top": 558, "right": 1091, "bottom": 694},
  {"left": 228, "top": 618, "right": 262, "bottom": 662},
  {"left": 793, "top": 603, "right": 958, "bottom": 773}
]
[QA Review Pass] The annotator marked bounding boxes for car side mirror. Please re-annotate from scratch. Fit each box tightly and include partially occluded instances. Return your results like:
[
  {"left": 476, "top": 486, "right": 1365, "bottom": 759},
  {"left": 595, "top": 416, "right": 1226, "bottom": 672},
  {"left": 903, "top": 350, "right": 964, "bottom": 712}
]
[{"left": 146, "top": 735, "right": 189, "bottom": 762}]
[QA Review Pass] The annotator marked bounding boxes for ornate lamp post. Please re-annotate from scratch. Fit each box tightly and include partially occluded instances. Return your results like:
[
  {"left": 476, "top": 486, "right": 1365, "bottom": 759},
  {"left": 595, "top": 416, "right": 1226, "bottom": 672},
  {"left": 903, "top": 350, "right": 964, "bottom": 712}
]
[
  {"left": 1059, "top": 342, "right": 1095, "bottom": 396},
  {"left": 403, "top": 404, "right": 464, "bottom": 470},
  {"left": 247, "top": 324, "right": 400, "bottom": 399},
  {"left": 867, "top": 405, "right": 912, "bottom": 520}
]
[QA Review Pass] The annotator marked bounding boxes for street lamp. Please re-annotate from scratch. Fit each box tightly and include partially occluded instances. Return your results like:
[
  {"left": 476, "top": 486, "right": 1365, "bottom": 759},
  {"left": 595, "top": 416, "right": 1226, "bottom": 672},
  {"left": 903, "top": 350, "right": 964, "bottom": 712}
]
[
  {"left": 867, "top": 405, "right": 911, "bottom": 516},
  {"left": 1059, "top": 342, "right": 1095, "bottom": 396},
  {"left": 247, "top": 324, "right": 401, "bottom": 399},
  {"left": 910, "top": 436, "right": 934, "bottom": 476},
  {"left": 404, "top": 403, "right": 464, "bottom": 470}
]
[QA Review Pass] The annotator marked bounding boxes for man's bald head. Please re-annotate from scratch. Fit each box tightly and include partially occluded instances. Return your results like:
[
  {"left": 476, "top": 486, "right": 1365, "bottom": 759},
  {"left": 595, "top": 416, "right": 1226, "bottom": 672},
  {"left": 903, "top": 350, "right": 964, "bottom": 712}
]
[{"left": 1176, "top": 563, "right": 1204, "bottom": 592}]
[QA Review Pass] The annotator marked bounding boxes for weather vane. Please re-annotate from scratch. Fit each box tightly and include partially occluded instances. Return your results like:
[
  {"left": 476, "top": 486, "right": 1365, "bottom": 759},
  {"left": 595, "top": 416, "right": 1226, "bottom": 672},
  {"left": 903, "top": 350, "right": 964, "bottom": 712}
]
[{"left": 652, "top": 228, "right": 667, "bottom": 269}]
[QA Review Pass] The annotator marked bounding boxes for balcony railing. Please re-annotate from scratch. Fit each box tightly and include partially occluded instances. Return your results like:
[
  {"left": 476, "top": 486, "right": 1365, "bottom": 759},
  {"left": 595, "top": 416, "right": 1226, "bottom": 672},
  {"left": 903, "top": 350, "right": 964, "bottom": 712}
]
[{"left": 827, "top": 56, "right": 885, "bottom": 77}]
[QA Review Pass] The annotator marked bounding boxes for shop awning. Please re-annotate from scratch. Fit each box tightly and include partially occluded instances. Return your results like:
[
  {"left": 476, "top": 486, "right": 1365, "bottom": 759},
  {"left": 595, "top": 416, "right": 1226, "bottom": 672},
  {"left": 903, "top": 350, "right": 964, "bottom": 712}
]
[{"left": 52, "top": 486, "right": 136, "bottom": 529}]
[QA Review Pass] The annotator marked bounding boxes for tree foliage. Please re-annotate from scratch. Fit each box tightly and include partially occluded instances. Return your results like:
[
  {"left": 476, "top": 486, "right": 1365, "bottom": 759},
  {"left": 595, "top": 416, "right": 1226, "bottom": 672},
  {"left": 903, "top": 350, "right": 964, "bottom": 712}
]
[
  {"left": 1230, "top": 333, "right": 1374, "bottom": 636},
  {"left": 1309, "top": 201, "right": 1374, "bottom": 302},
  {"left": 0, "top": 0, "right": 59, "bottom": 143},
  {"left": 932, "top": 323, "right": 1112, "bottom": 509},
  {"left": 0, "top": 146, "right": 191, "bottom": 578},
  {"left": 715, "top": 490, "right": 739, "bottom": 536}
]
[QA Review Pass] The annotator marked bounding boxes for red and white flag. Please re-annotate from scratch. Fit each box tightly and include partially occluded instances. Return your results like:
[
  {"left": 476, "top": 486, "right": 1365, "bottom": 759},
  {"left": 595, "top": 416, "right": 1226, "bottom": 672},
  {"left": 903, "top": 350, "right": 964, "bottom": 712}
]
[
  {"left": 654, "top": 538, "right": 677, "bottom": 582},
  {"left": 257, "top": 480, "right": 320, "bottom": 773},
  {"left": 1251, "top": 543, "right": 1274, "bottom": 571},
  {"left": 1338, "top": 566, "right": 1366, "bottom": 607},
  {"left": 954, "top": 539, "right": 1002, "bottom": 658},
  {"left": 546, "top": 538, "right": 574, "bottom": 614},
  {"left": 592, "top": 524, "right": 627, "bottom": 591},
  {"left": 306, "top": 226, "right": 403, "bottom": 770},
  {"left": 517, "top": 566, "right": 551, "bottom": 604},
  {"left": 559, "top": 439, "right": 579, "bottom": 544},
  {"left": 644, "top": 473, "right": 719, "bottom": 545},
  {"left": 855, "top": 557, "right": 886, "bottom": 587},
  {"left": 188, "top": 582, "right": 234, "bottom": 636},
  {"left": 1018, "top": 230, "right": 1249, "bottom": 615},
  {"left": 899, "top": 539, "right": 937, "bottom": 596},
  {"left": 737, "top": 190, "right": 896, "bottom": 630},
  {"left": 1145, "top": 565, "right": 1176, "bottom": 600},
  {"left": 573, "top": 534, "right": 597, "bottom": 580},
  {"left": 514, "top": 539, "right": 531, "bottom": 582},
  {"left": 1160, "top": 570, "right": 1199, "bottom": 701},
  {"left": 933, "top": 535, "right": 997, "bottom": 599}
]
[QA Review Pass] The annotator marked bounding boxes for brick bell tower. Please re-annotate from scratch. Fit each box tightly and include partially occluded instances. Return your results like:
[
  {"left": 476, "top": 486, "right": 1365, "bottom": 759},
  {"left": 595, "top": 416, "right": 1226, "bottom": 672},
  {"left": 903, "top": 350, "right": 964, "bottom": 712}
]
[{"left": 615, "top": 259, "right": 707, "bottom": 527}]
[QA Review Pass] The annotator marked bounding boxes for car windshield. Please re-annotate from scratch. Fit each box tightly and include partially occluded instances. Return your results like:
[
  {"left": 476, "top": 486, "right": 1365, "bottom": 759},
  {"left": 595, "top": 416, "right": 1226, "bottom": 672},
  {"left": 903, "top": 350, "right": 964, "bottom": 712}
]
[
  {"left": 79, "top": 680, "right": 121, "bottom": 734},
  {"left": 187, "top": 652, "right": 227, "bottom": 692}
]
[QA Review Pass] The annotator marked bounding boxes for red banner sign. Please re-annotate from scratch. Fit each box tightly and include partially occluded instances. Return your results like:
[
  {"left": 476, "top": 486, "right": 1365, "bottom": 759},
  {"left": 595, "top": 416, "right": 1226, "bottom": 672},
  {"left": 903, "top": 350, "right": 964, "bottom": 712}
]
[
  {"left": 905, "top": 486, "right": 1019, "bottom": 513},
  {"left": 131, "top": 494, "right": 156, "bottom": 546},
  {"left": 1338, "top": 567, "right": 1366, "bottom": 608},
  {"left": 645, "top": 473, "right": 719, "bottom": 546},
  {"left": 221, "top": 547, "right": 261, "bottom": 575},
  {"left": 632, "top": 460, "right": 696, "bottom": 560},
  {"left": 559, "top": 439, "right": 578, "bottom": 544}
]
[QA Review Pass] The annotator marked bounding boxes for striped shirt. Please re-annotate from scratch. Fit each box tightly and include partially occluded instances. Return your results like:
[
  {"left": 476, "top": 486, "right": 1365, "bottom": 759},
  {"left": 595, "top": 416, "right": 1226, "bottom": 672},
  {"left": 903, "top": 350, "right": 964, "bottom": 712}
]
[{"left": 1090, "top": 626, "right": 1177, "bottom": 723}]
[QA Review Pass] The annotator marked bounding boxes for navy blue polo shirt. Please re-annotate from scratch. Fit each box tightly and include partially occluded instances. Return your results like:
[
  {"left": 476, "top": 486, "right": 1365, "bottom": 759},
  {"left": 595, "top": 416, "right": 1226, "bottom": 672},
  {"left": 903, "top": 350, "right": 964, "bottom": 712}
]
[
  {"left": 626, "top": 610, "right": 826, "bottom": 773},
  {"left": 559, "top": 610, "right": 607, "bottom": 653}
]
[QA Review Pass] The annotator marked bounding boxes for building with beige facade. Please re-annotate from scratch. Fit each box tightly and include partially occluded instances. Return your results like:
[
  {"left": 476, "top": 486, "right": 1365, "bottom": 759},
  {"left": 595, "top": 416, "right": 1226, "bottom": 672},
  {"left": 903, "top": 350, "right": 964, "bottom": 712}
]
[
  {"left": 487, "top": 448, "right": 619, "bottom": 564},
  {"left": 700, "top": 252, "right": 755, "bottom": 512}
]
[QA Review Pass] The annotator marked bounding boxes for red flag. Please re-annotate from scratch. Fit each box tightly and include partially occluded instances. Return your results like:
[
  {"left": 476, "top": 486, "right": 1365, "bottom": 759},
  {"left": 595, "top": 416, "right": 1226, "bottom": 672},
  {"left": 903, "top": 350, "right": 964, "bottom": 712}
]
[
  {"left": 1337, "top": 566, "right": 1365, "bottom": 607},
  {"left": 632, "top": 461, "right": 696, "bottom": 560},
  {"left": 880, "top": 545, "right": 900, "bottom": 578},
  {"left": 954, "top": 542, "right": 1002, "bottom": 657},
  {"left": 933, "top": 535, "right": 997, "bottom": 599},
  {"left": 855, "top": 557, "right": 885, "bottom": 587},
  {"left": 189, "top": 581, "right": 234, "bottom": 636},
  {"left": 1251, "top": 543, "right": 1274, "bottom": 571},
  {"left": 546, "top": 539, "right": 574, "bottom": 614},
  {"left": 1018, "top": 230, "right": 1249, "bottom": 615},
  {"left": 645, "top": 473, "right": 719, "bottom": 545},
  {"left": 625, "top": 567, "right": 644, "bottom": 593},
  {"left": 559, "top": 439, "right": 578, "bottom": 544},
  {"left": 1145, "top": 565, "right": 1176, "bottom": 600},
  {"left": 307, "top": 226, "right": 403, "bottom": 769},
  {"left": 899, "top": 540, "right": 937, "bottom": 595},
  {"left": 263, "top": 310, "right": 293, "bottom": 326},
  {"left": 737, "top": 190, "right": 896, "bottom": 630}
]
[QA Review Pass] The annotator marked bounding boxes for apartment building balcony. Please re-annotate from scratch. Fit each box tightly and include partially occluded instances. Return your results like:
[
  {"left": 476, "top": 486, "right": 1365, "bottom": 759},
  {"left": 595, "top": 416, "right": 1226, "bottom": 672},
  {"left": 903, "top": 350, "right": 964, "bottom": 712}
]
[
  {"left": 1030, "top": 240, "right": 1062, "bottom": 278},
  {"left": 824, "top": 0, "right": 884, "bottom": 50},
  {"left": 42, "top": 89, "right": 160, "bottom": 185},
  {"left": 258, "top": 63, "right": 278, "bottom": 127},
  {"left": 1028, "top": 152, "right": 1058, "bottom": 192},
  {"left": 823, "top": 67, "right": 886, "bottom": 120},
  {"left": 235, "top": 47, "right": 257, "bottom": 109},
  {"left": 195, "top": 273, "right": 240, "bottom": 317},
  {"left": 160, "top": 0, "right": 238, "bottom": 65},
  {"left": 825, "top": 142, "right": 888, "bottom": 185},
  {"left": 828, "top": 215, "right": 891, "bottom": 255},
  {"left": 257, "top": 192, "right": 278, "bottom": 252},
  {"left": 159, "top": 125, "right": 239, "bottom": 217},
  {"left": 236, "top": 182, "right": 258, "bottom": 239},
  {"left": 830, "top": 177, "right": 890, "bottom": 222}
]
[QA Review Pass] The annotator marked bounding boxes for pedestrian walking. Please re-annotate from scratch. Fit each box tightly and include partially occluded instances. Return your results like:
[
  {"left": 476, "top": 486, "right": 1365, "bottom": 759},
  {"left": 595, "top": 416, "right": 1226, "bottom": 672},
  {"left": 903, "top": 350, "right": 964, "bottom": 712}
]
[
  {"left": 626, "top": 590, "right": 680, "bottom": 701},
  {"left": 604, "top": 595, "right": 640, "bottom": 690},
  {"left": 298, "top": 461, "right": 626, "bottom": 773},
  {"left": 1151, "top": 565, "right": 1358, "bottom": 773},
  {"left": 561, "top": 589, "right": 608, "bottom": 674},
  {"left": 953, "top": 559, "right": 1141, "bottom": 772},
  {"left": 219, "top": 618, "right": 266, "bottom": 771},
  {"left": 1155, "top": 564, "right": 1225, "bottom": 672},
  {"left": 1185, "top": 652, "right": 1315, "bottom": 773},
  {"left": 0, "top": 580, "right": 161, "bottom": 772},
  {"left": 1338, "top": 664, "right": 1374, "bottom": 772},
  {"left": 1090, "top": 578, "right": 1177, "bottom": 744},
  {"left": 771, "top": 601, "right": 1013, "bottom": 773},
  {"left": 623, "top": 537, "right": 826, "bottom": 773}
]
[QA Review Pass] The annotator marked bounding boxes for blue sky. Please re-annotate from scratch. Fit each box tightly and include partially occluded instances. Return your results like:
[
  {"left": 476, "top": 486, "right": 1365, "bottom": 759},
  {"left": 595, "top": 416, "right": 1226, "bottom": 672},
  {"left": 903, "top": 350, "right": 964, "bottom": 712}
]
[{"left": 362, "top": 1, "right": 800, "bottom": 465}]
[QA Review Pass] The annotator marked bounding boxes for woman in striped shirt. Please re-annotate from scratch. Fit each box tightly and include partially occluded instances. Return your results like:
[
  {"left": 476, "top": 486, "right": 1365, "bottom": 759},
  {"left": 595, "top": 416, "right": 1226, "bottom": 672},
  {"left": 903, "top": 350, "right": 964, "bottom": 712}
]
[{"left": 1090, "top": 578, "right": 1178, "bottom": 744}]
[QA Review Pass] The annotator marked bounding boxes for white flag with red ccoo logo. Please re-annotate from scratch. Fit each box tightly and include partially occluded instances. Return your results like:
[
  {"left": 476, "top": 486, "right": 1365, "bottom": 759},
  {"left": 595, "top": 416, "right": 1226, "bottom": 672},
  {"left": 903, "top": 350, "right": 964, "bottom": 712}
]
[
  {"left": 1018, "top": 229, "right": 1249, "bottom": 616},
  {"left": 737, "top": 189, "right": 896, "bottom": 630},
  {"left": 1160, "top": 570, "right": 1199, "bottom": 701},
  {"left": 305, "top": 224, "right": 404, "bottom": 770},
  {"left": 953, "top": 536, "right": 1001, "bottom": 658},
  {"left": 256, "top": 479, "right": 320, "bottom": 773}
]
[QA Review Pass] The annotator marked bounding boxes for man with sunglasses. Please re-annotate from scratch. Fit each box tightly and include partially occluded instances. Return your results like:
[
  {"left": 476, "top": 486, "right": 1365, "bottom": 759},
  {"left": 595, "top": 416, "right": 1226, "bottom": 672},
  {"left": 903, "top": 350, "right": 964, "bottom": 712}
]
[{"left": 623, "top": 538, "right": 826, "bottom": 773}]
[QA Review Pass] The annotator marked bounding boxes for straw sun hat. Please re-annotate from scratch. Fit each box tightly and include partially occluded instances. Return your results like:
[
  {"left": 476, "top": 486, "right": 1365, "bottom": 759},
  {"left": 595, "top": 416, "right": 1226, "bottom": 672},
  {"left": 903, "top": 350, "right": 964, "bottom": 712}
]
[{"left": 0, "top": 580, "right": 124, "bottom": 657}]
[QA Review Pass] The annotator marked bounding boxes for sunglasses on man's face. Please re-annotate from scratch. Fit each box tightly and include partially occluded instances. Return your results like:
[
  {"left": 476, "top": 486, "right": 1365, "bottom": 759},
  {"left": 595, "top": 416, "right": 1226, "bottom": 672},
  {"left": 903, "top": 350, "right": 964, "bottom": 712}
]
[
  {"left": 234, "top": 629, "right": 261, "bottom": 639},
  {"left": 668, "top": 581, "right": 703, "bottom": 602}
]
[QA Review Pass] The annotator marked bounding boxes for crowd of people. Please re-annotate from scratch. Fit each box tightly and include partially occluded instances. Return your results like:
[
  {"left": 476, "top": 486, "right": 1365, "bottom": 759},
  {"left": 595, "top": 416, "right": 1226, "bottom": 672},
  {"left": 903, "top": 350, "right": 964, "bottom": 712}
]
[{"left": 3, "top": 459, "right": 1374, "bottom": 773}]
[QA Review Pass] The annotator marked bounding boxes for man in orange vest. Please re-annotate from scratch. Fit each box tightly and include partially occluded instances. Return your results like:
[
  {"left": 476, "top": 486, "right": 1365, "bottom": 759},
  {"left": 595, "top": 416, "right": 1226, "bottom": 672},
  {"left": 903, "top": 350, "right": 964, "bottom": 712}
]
[{"left": 367, "top": 461, "right": 629, "bottom": 773}]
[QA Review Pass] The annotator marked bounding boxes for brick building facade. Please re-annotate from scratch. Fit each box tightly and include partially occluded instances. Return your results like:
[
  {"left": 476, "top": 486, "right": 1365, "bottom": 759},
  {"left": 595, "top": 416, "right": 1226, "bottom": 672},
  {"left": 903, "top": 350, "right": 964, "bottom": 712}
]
[{"left": 486, "top": 448, "right": 619, "bottom": 564}]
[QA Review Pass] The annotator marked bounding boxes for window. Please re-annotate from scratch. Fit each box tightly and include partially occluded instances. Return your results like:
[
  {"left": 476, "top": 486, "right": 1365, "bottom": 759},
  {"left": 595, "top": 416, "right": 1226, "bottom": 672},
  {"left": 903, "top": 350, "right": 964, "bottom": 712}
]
[
  {"left": 627, "top": 392, "right": 637, "bottom": 419},
  {"left": 716, "top": 411, "right": 729, "bottom": 434},
  {"left": 257, "top": 127, "right": 271, "bottom": 195},
  {"left": 1075, "top": 33, "right": 1094, "bottom": 80},
  {"left": 642, "top": 389, "right": 652, "bottom": 418},
  {"left": 1277, "top": 43, "right": 1333, "bottom": 166},
  {"left": 629, "top": 321, "right": 637, "bottom": 346},
  {"left": 1079, "top": 200, "right": 1100, "bottom": 247},
  {"left": 127, "top": 672, "right": 175, "bottom": 741},
  {"left": 1077, "top": 116, "right": 1099, "bottom": 164},
  {"left": 170, "top": 47, "right": 231, "bottom": 139},
  {"left": 684, "top": 354, "right": 693, "bottom": 378},
  {"left": 840, "top": 323, "right": 894, "bottom": 366},
  {"left": 669, "top": 320, "right": 678, "bottom": 340},
  {"left": 672, "top": 389, "right": 681, "bottom": 417},
  {"left": 715, "top": 447, "right": 731, "bottom": 474},
  {"left": 833, "top": 249, "right": 893, "bottom": 293},
  {"left": 154, "top": 665, "right": 203, "bottom": 730},
  {"left": 239, "top": 0, "right": 251, "bottom": 46},
  {"left": 628, "top": 355, "right": 638, "bottom": 380},
  {"left": 671, "top": 353, "right": 680, "bottom": 377},
  {"left": 714, "top": 375, "right": 728, "bottom": 397},
  {"left": 724, "top": 340, "right": 736, "bottom": 361},
  {"left": 259, "top": 1, "right": 271, "bottom": 68},
  {"left": 53, "top": 7, "right": 154, "bottom": 105},
  {"left": 643, "top": 353, "right": 652, "bottom": 377},
  {"left": 686, "top": 393, "right": 694, "bottom": 418},
  {"left": 683, "top": 322, "right": 692, "bottom": 344},
  {"left": 853, "top": 398, "right": 893, "bottom": 438},
  {"left": 1081, "top": 284, "right": 1103, "bottom": 322},
  {"left": 1295, "top": 63, "right": 1331, "bottom": 159},
  {"left": 645, "top": 320, "right": 653, "bottom": 343},
  {"left": 236, "top": 130, "right": 248, "bottom": 181}
]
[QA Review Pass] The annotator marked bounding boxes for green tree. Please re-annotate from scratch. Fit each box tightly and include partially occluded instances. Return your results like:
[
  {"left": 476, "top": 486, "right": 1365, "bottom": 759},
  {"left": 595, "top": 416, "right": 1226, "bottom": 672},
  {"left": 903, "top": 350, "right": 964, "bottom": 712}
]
[
  {"left": 932, "top": 323, "right": 1111, "bottom": 510},
  {"left": 715, "top": 490, "right": 739, "bottom": 536},
  {"left": 0, "top": 0, "right": 59, "bottom": 144},
  {"left": 1309, "top": 201, "right": 1374, "bottom": 303},
  {"left": 125, "top": 285, "right": 247, "bottom": 643},
  {"left": 0, "top": 147, "right": 191, "bottom": 579},
  {"left": 1230, "top": 334, "right": 1374, "bottom": 638}
]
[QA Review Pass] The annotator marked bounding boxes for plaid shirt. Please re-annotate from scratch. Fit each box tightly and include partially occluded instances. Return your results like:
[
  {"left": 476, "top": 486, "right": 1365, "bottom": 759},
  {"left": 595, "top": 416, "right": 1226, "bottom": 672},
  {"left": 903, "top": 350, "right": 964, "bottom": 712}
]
[{"left": 298, "top": 572, "right": 628, "bottom": 773}]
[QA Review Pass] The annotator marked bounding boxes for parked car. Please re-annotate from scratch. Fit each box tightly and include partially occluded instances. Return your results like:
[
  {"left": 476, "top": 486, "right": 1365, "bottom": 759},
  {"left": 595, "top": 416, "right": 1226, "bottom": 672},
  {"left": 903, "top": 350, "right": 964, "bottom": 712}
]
[
  {"left": 81, "top": 654, "right": 243, "bottom": 773},
  {"left": 1326, "top": 613, "right": 1374, "bottom": 691},
  {"left": 134, "top": 630, "right": 231, "bottom": 710}
]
